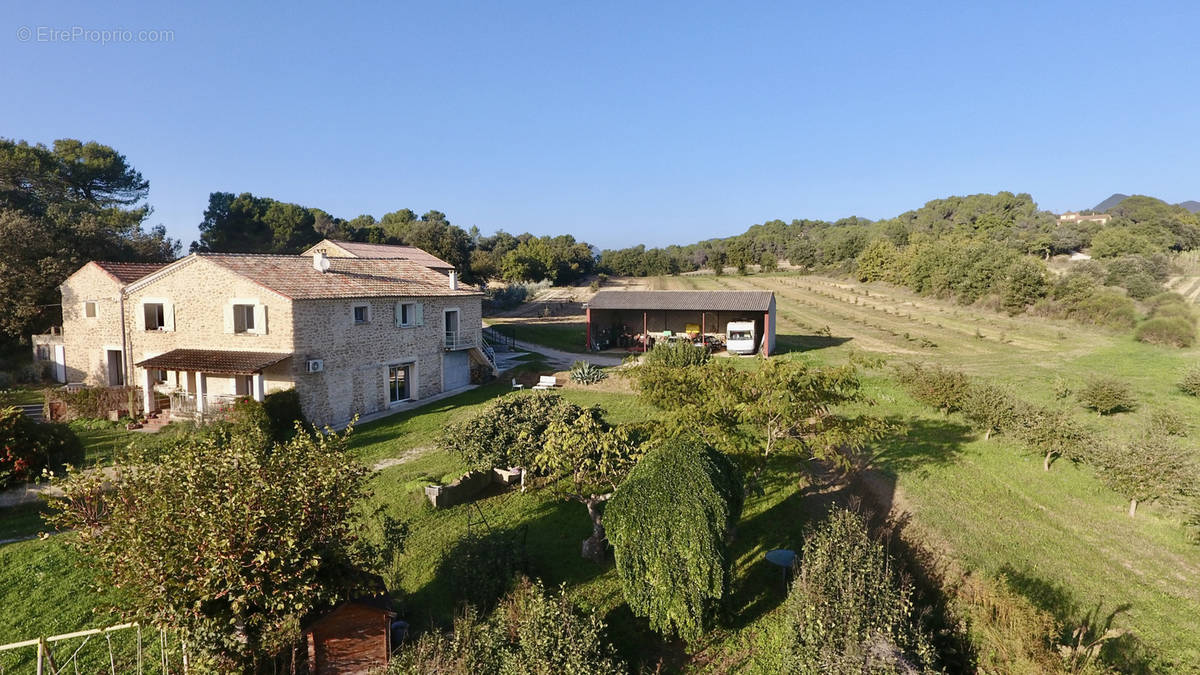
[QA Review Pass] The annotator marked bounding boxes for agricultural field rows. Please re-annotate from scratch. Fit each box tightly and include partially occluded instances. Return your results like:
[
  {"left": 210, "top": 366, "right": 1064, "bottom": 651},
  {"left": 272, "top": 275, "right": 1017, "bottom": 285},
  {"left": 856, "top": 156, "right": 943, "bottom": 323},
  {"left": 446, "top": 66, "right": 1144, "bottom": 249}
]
[{"left": 655, "top": 272, "right": 1200, "bottom": 669}]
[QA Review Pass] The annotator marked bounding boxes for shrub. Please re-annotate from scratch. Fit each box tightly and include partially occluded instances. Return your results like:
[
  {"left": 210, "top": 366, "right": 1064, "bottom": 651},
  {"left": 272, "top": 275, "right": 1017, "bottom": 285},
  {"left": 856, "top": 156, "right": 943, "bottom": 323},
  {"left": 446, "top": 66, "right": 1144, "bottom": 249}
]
[
  {"left": 643, "top": 340, "right": 710, "bottom": 367},
  {"left": 388, "top": 577, "right": 624, "bottom": 674},
  {"left": 49, "top": 385, "right": 143, "bottom": 420},
  {"left": 568, "top": 360, "right": 608, "bottom": 385},
  {"left": 262, "top": 388, "right": 306, "bottom": 441},
  {"left": 776, "top": 508, "right": 939, "bottom": 673},
  {"left": 1179, "top": 367, "right": 1200, "bottom": 397},
  {"left": 606, "top": 438, "right": 743, "bottom": 642},
  {"left": 0, "top": 406, "right": 84, "bottom": 488},
  {"left": 895, "top": 363, "right": 970, "bottom": 414},
  {"left": 1148, "top": 409, "right": 1188, "bottom": 437},
  {"left": 0, "top": 372, "right": 11, "bottom": 390},
  {"left": 223, "top": 397, "right": 271, "bottom": 442},
  {"left": 1148, "top": 302, "right": 1196, "bottom": 324},
  {"left": 1145, "top": 292, "right": 1187, "bottom": 310},
  {"left": 1077, "top": 377, "right": 1136, "bottom": 416},
  {"left": 1000, "top": 258, "right": 1049, "bottom": 313},
  {"left": 438, "top": 392, "right": 583, "bottom": 470},
  {"left": 961, "top": 382, "right": 1022, "bottom": 440},
  {"left": 1136, "top": 316, "right": 1197, "bottom": 348},
  {"left": 1067, "top": 289, "right": 1138, "bottom": 331}
]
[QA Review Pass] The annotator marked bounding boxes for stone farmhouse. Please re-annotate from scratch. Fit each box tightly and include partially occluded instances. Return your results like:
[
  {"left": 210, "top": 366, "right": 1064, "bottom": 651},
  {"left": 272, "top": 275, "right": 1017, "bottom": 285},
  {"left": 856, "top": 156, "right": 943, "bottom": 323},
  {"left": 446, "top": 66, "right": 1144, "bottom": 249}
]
[{"left": 56, "top": 242, "right": 492, "bottom": 428}]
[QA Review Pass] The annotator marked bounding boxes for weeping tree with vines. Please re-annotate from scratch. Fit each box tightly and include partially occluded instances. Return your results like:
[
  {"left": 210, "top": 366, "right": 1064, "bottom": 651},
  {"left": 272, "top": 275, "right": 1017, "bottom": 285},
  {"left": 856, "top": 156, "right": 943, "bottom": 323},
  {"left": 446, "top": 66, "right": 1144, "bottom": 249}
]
[{"left": 604, "top": 437, "right": 743, "bottom": 642}]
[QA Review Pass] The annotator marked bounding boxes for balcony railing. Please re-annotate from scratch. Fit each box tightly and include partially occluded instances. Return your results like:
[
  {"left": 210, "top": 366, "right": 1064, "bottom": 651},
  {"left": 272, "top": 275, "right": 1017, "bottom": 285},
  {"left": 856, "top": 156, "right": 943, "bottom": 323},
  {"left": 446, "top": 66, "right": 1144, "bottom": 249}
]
[
  {"left": 445, "top": 329, "right": 478, "bottom": 351},
  {"left": 169, "top": 392, "right": 242, "bottom": 420}
]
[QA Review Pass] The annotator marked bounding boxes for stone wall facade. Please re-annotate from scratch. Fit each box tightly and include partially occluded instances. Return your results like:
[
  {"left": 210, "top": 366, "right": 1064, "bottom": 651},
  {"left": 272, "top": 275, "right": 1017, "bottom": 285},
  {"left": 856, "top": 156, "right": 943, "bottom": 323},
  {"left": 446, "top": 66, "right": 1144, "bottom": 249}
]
[
  {"left": 60, "top": 264, "right": 128, "bottom": 386},
  {"left": 291, "top": 294, "right": 482, "bottom": 427},
  {"left": 122, "top": 257, "right": 298, "bottom": 398},
  {"left": 60, "top": 256, "right": 483, "bottom": 428}
]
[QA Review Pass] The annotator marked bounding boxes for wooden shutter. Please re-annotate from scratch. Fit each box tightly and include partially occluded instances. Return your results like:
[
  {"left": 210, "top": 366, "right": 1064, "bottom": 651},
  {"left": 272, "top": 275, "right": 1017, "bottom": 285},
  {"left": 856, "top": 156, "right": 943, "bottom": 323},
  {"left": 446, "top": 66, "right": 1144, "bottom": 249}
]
[
  {"left": 223, "top": 304, "right": 234, "bottom": 333},
  {"left": 395, "top": 301, "right": 404, "bottom": 327},
  {"left": 414, "top": 303, "right": 424, "bottom": 326},
  {"left": 253, "top": 304, "right": 268, "bottom": 334},
  {"left": 163, "top": 302, "right": 175, "bottom": 331}
]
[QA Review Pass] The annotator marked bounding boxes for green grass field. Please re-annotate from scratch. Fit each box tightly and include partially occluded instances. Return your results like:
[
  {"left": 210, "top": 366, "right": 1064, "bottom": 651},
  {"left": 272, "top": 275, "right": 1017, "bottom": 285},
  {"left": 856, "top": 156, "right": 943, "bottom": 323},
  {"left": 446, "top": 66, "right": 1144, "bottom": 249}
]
[{"left": 484, "top": 317, "right": 589, "bottom": 353}]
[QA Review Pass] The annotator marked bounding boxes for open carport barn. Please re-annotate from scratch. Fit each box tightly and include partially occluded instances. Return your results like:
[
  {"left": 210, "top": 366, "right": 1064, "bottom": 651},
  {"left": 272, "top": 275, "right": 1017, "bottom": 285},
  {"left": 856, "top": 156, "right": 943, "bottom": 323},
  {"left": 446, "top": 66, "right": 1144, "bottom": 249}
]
[{"left": 585, "top": 290, "right": 777, "bottom": 355}]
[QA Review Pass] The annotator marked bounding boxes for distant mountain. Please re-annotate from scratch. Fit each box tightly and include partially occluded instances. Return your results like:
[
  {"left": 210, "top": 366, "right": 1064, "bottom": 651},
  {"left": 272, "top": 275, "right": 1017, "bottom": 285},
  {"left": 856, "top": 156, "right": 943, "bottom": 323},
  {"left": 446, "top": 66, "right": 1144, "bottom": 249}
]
[
  {"left": 1093, "top": 193, "right": 1130, "bottom": 212},
  {"left": 1091, "top": 193, "right": 1200, "bottom": 214}
]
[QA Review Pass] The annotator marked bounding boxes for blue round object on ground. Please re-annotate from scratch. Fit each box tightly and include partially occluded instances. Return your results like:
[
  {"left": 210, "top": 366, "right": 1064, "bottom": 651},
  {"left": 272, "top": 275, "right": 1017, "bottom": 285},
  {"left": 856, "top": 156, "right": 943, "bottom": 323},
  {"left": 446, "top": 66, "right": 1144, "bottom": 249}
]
[{"left": 765, "top": 548, "right": 795, "bottom": 567}]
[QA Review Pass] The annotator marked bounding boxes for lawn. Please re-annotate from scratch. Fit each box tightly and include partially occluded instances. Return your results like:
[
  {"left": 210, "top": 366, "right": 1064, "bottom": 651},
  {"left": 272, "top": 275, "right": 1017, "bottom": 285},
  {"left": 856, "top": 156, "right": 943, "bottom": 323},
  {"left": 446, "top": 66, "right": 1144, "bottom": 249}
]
[{"left": 484, "top": 317, "right": 587, "bottom": 353}]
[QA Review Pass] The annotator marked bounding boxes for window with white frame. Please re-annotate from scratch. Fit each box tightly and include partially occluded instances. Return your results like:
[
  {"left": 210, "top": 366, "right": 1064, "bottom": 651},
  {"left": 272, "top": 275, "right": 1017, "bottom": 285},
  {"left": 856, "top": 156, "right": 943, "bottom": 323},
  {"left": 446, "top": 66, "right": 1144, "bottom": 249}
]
[
  {"left": 84, "top": 301, "right": 97, "bottom": 318},
  {"left": 353, "top": 304, "right": 370, "bottom": 325},
  {"left": 233, "top": 304, "right": 255, "bottom": 333},
  {"left": 144, "top": 303, "right": 166, "bottom": 330},
  {"left": 397, "top": 302, "right": 422, "bottom": 327}
]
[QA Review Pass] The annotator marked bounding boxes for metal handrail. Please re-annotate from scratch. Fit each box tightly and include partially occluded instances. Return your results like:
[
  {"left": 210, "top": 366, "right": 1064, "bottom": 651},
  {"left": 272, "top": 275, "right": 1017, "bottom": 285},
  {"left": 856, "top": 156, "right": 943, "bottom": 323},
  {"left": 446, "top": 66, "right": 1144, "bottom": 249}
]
[{"left": 444, "top": 329, "right": 477, "bottom": 350}]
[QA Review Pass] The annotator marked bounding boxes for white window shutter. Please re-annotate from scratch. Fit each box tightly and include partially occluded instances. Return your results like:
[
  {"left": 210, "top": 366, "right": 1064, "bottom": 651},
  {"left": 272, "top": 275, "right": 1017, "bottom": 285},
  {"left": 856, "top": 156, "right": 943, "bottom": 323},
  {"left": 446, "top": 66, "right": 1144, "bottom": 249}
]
[
  {"left": 163, "top": 302, "right": 175, "bottom": 331},
  {"left": 415, "top": 303, "right": 424, "bottom": 326},
  {"left": 223, "top": 304, "right": 234, "bottom": 333},
  {"left": 395, "top": 301, "right": 403, "bottom": 327},
  {"left": 137, "top": 302, "right": 147, "bottom": 331},
  {"left": 254, "top": 304, "right": 268, "bottom": 334}
]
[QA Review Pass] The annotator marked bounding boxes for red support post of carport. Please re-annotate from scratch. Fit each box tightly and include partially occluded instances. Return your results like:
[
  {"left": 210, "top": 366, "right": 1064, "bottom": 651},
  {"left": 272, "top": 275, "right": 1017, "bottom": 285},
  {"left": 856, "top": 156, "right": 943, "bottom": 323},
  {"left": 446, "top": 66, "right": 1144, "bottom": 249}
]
[
  {"left": 643, "top": 311, "right": 648, "bottom": 352},
  {"left": 763, "top": 311, "right": 771, "bottom": 357},
  {"left": 586, "top": 307, "right": 591, "bottom": 350}
]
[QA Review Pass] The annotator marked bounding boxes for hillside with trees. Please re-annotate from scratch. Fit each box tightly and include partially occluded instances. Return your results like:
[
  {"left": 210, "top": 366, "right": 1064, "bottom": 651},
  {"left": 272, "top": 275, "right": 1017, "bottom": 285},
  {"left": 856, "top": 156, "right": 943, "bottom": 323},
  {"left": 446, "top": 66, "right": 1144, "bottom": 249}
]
[{"left": 0, "top": 138, "right": 179, "bottom": 346}]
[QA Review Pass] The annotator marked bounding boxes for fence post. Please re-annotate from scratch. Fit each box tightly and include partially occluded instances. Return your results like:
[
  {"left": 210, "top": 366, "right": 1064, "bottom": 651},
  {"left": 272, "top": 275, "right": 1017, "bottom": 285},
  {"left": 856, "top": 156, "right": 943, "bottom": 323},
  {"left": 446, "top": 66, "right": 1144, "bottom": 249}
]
[
  {"left": 136, "top": 624, "right": 142, "bottom": 675},
  {"left": 35, "top": 638, "right": 43, "bottom": 675}
]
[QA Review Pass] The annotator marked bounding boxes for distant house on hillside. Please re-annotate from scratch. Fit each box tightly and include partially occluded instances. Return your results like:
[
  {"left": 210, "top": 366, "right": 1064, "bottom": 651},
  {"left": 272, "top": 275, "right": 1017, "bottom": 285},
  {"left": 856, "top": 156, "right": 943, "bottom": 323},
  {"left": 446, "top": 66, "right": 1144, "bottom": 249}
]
[
  {"left": 302, "top": 238, "right": 456, "bottom": 274},
  {"left": 1058, "top": 211, "right": 1111, "bottom": 226},
  {"left": 55, "top": 247, "right": 493, "bottom": 428}
]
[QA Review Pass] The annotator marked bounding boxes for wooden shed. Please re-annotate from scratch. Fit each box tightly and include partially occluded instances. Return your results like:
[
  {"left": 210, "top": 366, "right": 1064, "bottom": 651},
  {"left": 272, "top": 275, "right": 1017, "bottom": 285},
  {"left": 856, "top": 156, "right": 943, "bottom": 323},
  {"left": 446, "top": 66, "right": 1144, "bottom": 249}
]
[{"left": 301, "top": 596, "right": 396, "bottom": 674}]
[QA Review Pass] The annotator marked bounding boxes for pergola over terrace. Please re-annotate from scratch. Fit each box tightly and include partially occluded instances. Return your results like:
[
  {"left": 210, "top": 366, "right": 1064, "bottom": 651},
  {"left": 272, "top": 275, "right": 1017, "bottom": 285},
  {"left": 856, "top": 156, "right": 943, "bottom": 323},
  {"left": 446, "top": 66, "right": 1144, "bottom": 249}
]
[{"left": 135, "top": 348, "right": 291, "bottom": 415}]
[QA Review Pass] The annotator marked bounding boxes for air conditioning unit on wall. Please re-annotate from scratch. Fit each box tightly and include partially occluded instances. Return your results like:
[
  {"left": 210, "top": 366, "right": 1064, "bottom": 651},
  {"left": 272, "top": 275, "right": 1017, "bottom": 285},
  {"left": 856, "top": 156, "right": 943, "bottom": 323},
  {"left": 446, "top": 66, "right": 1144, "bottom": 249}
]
[{"left": 306, "top": 359, "right": 324, "bottom": 373}]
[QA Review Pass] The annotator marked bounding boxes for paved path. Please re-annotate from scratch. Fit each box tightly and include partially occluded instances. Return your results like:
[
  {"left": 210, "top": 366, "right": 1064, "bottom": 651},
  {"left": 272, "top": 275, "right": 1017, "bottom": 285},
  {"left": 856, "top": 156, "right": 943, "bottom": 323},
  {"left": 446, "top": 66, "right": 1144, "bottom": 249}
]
[{"left": 509, "top": 339, "right": 625, "bottom": 370}]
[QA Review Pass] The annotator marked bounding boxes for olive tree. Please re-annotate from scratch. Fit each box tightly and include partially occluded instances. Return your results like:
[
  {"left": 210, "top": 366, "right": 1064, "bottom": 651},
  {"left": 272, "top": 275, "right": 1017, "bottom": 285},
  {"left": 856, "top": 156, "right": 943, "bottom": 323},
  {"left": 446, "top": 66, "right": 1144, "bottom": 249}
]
[
  {"left": 1093, "top": 433, "right": 1198, "bottom": 517},
  {"left": 960, "top": 382, "right": 1024, "bottom": 441},
  {"left": 49, "top": 426, "right": 371, "bottom": 670},
  {"left": 1017, "top": 406, "right": 1093, "bottom": 471},
  {"left": 605, "top": 438, "right": 743, "bottom": 641}
]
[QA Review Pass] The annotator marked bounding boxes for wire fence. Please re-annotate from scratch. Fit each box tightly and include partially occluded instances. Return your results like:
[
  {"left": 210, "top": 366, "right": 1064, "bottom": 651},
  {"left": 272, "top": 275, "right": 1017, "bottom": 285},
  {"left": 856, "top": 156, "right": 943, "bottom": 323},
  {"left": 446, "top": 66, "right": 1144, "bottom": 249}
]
[{"left": 0, "top": 622, "right": 189, "bottom": 674}]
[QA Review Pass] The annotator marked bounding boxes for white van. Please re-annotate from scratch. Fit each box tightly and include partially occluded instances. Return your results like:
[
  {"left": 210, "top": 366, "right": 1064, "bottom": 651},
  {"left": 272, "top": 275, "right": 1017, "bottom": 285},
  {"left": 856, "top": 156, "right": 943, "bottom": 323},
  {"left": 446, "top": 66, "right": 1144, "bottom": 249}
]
[{"left": 726, "top": 321, "right": 757, "bottom": 355}]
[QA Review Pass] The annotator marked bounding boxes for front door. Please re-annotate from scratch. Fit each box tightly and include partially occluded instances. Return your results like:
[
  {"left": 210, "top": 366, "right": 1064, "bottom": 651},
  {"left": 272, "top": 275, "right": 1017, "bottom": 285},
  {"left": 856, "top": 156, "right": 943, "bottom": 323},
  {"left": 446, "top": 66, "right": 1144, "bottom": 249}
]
[
  {"left": 444, "top": 309, "right": 460, "bottom": 347},
  {"left": 105, "top": 349, "right": 124, "bottom": 386},
  {"left": 388, "top": 364, "right": 411, "bottom": 404},
  {"left": 443, "top": 351, "right": 470, "bottom": 390}
]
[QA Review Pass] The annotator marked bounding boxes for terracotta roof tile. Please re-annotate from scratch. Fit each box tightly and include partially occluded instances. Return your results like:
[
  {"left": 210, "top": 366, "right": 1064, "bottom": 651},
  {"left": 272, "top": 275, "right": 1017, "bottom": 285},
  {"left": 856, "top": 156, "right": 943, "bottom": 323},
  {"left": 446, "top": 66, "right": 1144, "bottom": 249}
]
[
  {"left": 587, "top": 290, "right": 774, "bottom": 312},
  {"left": 322, "top": 240, "right": 455, "bottom": 269},
  {"left": 198, "top": 254, "right": 480, "bottom": 300},
  {"left": 136, "top": 348, "right": 291, "bottom": 374},
  {"left": 94, "top": 261, "right": 170, "bottom": 284}
]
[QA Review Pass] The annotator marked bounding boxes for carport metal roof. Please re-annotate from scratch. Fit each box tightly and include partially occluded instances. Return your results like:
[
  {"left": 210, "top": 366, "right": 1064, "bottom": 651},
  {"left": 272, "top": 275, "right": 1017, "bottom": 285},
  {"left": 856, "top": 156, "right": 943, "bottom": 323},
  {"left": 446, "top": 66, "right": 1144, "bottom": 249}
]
[{"left": 586, "top": 290, "right": 773, "bottom": 312}]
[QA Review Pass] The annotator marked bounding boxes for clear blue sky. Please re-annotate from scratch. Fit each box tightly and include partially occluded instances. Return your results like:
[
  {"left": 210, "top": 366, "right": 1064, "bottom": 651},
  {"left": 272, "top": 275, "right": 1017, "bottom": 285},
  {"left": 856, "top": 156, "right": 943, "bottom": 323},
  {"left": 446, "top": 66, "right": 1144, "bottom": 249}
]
[{"left": 4, "top": 1, "right": 1198, "bottom": 250}]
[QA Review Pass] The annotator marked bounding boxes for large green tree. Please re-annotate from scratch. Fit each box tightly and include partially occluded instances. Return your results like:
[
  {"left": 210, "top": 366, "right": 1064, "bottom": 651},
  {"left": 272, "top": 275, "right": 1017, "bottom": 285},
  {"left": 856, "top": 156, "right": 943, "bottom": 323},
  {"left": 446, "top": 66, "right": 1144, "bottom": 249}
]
[
  {"left": 0, "top": 138, "right": 178, "bottom": 340},
  {"left": 50, "top": 426, "right": 373, "bottom": 670}
]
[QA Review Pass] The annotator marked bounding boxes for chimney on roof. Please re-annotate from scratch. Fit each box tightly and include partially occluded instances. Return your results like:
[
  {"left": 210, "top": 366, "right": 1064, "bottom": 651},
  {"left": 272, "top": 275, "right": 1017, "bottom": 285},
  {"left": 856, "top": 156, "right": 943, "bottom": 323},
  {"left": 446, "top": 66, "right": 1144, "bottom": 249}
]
[
  {"left": 313, "top": 251, "right": 330, "bottom": 273},
  {"left": 449, "top": 270, "right": 459, "bottom": 290}
]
